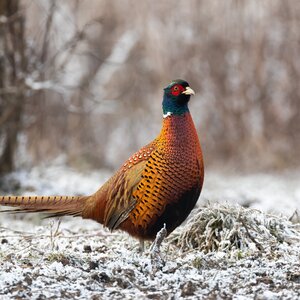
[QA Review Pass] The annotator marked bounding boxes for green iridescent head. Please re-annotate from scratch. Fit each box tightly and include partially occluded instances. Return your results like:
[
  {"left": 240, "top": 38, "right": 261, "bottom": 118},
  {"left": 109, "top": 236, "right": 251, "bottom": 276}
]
[{"left": 162, "top": 79, "right": 195, "bottom": 116}]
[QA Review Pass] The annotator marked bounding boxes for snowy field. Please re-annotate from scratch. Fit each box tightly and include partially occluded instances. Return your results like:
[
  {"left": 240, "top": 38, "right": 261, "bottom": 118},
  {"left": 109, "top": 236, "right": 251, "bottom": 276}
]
[{"left": 0, "top": 165, "right": 300, "bottom": 299}]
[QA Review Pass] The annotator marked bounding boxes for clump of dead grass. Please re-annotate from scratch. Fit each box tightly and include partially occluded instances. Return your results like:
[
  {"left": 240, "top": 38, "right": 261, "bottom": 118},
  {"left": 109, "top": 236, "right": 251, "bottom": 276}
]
[{"left": 168, "top": 203, "right": 300, "bottom": 254}]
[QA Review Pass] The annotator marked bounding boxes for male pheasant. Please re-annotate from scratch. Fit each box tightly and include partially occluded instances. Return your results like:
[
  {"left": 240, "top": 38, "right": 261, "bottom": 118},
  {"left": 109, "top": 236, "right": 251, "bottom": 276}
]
[{"left": 0, "top": 79, "right": 204, "bottom": 248}]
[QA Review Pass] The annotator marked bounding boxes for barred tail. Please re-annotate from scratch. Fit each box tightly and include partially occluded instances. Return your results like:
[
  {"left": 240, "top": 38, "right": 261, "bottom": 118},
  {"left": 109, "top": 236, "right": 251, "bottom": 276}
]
[{"left": 0, "top": 195, "right": 89, "bottom": 217}]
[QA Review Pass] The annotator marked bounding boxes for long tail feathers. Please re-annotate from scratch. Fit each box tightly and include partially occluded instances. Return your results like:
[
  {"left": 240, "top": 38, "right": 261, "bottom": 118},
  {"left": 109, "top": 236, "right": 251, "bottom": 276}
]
[{"left": 0, "top": 195, "right": 89, "bottom": 218}]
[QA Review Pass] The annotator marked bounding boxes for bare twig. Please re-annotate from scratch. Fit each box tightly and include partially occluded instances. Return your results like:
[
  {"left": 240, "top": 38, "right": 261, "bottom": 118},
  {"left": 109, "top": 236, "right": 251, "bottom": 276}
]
[{"left": 40, "top": 0, "right": 56, "bottom": 63}]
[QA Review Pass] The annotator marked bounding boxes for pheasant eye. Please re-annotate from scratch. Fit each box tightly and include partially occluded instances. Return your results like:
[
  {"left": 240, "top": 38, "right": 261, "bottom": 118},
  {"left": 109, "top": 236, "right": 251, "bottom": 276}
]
[{"left": 171, "top": 84, "right": 184, "bottom": 96}]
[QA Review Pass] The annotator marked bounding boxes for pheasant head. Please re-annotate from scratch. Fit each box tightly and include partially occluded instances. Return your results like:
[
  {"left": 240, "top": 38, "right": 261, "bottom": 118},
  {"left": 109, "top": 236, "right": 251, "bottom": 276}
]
[{"left": 162, "top": 79, "right": 195, "bottom": 117}]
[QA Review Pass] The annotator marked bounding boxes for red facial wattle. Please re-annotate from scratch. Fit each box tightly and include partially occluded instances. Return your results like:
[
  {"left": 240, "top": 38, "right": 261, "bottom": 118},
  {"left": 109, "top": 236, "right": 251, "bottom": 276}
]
[{"left": 171, "top": 84, "right": 184, "bottom": 96}]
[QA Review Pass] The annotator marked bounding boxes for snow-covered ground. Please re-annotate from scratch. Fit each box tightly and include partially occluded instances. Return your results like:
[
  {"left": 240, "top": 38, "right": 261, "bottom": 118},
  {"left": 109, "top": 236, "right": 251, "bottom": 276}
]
[{"left": 0, "top": 165, "right": 300, "bottom": 299}]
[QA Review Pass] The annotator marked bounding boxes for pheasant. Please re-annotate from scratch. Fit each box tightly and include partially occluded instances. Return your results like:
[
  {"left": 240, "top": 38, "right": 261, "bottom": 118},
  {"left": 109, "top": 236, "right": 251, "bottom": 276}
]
[{"left": 0, "top": 79, "right": 204, "bottom": 250}]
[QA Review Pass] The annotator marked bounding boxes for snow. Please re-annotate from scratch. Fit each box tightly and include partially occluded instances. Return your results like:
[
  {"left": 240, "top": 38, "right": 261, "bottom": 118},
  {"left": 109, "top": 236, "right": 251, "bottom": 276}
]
[{"left": 0, "top": 165, "right": 300, "bottom": 299}]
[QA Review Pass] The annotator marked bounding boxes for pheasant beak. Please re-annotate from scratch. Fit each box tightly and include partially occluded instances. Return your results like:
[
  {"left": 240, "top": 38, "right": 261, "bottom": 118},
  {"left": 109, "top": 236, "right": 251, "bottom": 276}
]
[{"left": 182, "top": 86, "right": 195, "bottom": 96}]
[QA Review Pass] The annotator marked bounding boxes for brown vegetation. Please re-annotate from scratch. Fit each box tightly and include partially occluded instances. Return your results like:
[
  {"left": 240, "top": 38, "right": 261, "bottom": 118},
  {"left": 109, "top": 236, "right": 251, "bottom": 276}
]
[{"left": 0, "top": 0, "right": 299, "bottom": 173}]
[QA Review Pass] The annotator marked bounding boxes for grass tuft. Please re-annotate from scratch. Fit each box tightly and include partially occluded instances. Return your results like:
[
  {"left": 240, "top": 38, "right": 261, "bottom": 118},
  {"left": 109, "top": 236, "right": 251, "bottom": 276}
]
[{"left": 168, "top": 203, "right": 300, "bottom": 254}]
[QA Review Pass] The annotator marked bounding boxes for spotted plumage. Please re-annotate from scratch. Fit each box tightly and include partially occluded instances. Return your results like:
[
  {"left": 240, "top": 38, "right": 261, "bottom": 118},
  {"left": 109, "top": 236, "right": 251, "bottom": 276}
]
[{"left": 0, "top": 79, "right": 204, "bottom": 244}]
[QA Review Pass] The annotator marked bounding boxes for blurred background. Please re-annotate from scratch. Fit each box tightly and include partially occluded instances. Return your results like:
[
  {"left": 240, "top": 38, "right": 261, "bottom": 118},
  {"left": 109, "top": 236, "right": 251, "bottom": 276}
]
[{"left": 0, "top": 0, "right": 300, "bottom": 175}]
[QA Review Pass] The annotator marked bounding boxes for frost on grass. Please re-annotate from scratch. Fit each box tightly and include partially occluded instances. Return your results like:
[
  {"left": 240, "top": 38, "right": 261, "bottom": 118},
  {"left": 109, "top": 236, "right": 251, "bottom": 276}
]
[
  {"left": 169, "top": 203, "right": 300, "bottom": 254},
  {"left": 1, "top": 167, "right": 300, "bottom": 299},
  {"left": 1, "top": 203, "right": 300, "bottom": 299}
]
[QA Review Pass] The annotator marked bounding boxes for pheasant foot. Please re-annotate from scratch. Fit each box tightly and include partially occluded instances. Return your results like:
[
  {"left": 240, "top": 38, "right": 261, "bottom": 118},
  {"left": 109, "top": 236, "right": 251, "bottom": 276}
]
[{"left": 150, "top": 224, "right": 167, "bottom": 272}]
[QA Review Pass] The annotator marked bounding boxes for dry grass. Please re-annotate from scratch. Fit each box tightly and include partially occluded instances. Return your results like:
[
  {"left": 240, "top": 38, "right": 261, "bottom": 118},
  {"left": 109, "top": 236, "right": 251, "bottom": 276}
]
[{"left": 168, "top": 203, "right": 300, "bottom": 254}]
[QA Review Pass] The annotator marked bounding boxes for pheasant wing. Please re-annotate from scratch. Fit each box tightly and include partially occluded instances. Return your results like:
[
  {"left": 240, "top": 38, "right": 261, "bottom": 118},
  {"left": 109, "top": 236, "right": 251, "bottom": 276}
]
[
  {"left": 104, "top": 161, "right": 145, "bottom": 230},
  {"left": 104, "top": 144, "right": 156, "bottom": 230}
]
